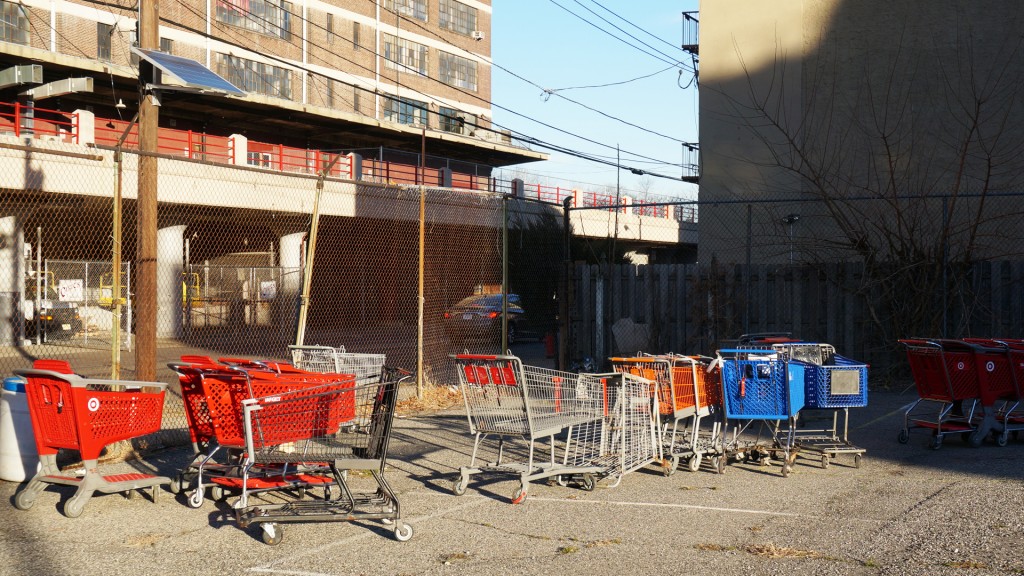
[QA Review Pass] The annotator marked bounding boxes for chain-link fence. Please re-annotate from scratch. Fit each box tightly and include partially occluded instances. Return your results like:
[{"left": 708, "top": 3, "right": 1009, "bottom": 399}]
[
  {"left": 0, "top": 138, "right": 550, "bottom": 446},
  {"left": 565, "top": 195, "right": 1024, "bottom": 383}
]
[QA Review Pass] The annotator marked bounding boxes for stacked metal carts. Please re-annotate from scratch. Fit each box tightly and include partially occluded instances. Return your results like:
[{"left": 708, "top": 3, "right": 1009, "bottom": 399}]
[
  {"left": 290, "top": 345, "right": 387, "bottom": 385},
  {"left": 450, "top": 353, "right": 658, "bottom": 503},
  {"left": 610, "top": 354, "right": 722, "bottom": 475},
  {"left": 13, "top": 359, "right": 169, "bottom": 517},
  {"left": 715, "top": 347, "right": 805, "bottom": 476},
  {"left": 899, "top": 338, "right": 1023, "bottom": 448},
  {"left": 771, "top": 342, "right": 869, "bottom": 468},
  {"left": 168, "top": 357, "right": 413, "bottom": 544}
]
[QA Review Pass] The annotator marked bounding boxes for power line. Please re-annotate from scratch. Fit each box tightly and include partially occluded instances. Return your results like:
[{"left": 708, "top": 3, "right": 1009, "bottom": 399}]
[
  {"left": 83, "top": 0, "right": 692, "bottom": 181},
  {"left": 586, "top": 0, "right": 688, "bottom": 55}
]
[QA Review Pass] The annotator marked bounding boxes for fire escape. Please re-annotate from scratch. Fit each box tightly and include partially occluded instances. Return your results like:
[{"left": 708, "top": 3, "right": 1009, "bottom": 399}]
[{"left": 681, "top": 11, "right": 699, "bottom": 185}]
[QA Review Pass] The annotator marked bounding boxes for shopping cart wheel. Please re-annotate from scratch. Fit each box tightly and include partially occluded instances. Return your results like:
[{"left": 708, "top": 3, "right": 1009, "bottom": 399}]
[
  {"left": 169, "top": 473, "right": 183, "bottom": 495},
  {"left": 968, "top": 430, "right": 984, "bottom": 448},
  {"left": 63, "top": 494, "right": 88, "bottom": 518},
  {"left": 687, "top": 454, "right": 701, "bottom": 473},
  {"left": 13, "top": 488, "right": 37, "bottom": 511},
  {"left": 664, "top": 456, "right": 679, "bottom": 477},
  {"left": 996, "top": 430, "right": 1009, "bottom": 447},
  {"left": 928, "top": 435, "right": 943, "bottom": 450},
  {"left": 580, "top": 474, "right": 596, "bottom": 492},
  {"left": 554, "top": 475, "right": 569, "bottom": 487},
  {"left": 187, "top": 489, "right": 204, "bottom": 509},
  {"left": 511, "top": 488, "right": 527, "bottom": 504},
  {"left": 781, "top": 464, "right": 792, "bottom": 478},
  {"left": 451, "top": 477, "right": 468, "bottom": 496},
  {"left": 853, "top": 454, "right": 863, "bottom": 468},
  {"left": 713, "top": 455, "right": 726, "bottom": 475},
  {"left": 209, "top": 485, "right": 226, "bottom": 501},
  {"left": 820, "top": 455, "right": 830, "bottom": 469},
  {"left": 260, "top": 523, "right": 283, "bottom": 546},
  {"left": 393, "top": 522, "right": 414, "bottom": 542},
  {"left": 897, "top": 429, "right": 909, "bottom": 444}
]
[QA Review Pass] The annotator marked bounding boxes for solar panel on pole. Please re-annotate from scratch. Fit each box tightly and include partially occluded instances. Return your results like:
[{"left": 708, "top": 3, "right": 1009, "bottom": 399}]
[{"left": 131, "top": 48, "right": 245, "bottom": 96}]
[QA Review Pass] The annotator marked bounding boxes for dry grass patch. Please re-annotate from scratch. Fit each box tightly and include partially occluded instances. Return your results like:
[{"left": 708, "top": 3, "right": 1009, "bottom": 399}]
[
  {"left": 396, "top": 385, "right": 462, "bottom": 415},
  {"left": 746, "top": 543, "right": 822, "bottom": 559}
]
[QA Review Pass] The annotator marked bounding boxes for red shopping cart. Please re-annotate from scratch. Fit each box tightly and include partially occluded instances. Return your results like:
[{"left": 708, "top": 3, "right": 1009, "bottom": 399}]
[
  {"left": 898, "top": 338, "right": 979, "bottom": 449},
  {"left": 12, "top": 359, "right": 169, "bottom": 517},
  {"left": 960, "top": 338, "right": 1022, "bottom": 446},
  {"left": 169, "top": 362, "right": 355, "bottom": 508},
  {"left": 233, "top": 367, "right": 413, "bottom": 544}
]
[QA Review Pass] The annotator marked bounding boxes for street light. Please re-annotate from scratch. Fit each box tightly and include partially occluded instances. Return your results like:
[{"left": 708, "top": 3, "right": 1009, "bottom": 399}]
[{"left": 782, "top": 214, "right": 800, "bottom": 263}]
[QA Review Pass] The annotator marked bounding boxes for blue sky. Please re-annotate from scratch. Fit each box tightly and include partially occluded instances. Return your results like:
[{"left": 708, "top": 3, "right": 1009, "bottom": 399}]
[{"left": 490, "top": 1, "right": 700, "bottom": 200}]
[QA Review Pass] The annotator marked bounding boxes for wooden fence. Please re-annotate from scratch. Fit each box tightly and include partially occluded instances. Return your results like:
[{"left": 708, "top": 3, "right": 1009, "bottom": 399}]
[{"left": 568, "top": 260, "right": 1024, "bottom": 379}]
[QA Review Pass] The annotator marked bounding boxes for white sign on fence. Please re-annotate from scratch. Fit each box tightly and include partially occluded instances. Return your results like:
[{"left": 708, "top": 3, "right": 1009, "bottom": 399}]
[{"left": 58, "top": 279, "right": 84, "bottom": 302}]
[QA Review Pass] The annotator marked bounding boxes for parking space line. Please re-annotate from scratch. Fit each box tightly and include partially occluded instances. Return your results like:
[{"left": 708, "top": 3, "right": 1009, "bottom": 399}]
[{"left": 524, "top": 495, "right": 883, "bottom": 523}]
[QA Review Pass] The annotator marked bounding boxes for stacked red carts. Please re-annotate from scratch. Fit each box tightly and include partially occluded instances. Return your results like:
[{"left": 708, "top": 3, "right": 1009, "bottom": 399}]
[
  {"left": 898, "top": 339, "right": 980, "bottom": 449},
  {"left": 233, "top": 367, "right": 413, "bottom": 544},
  {"left": 715, "top": 347, "right": 806, "bottom": 477},
  {"left": 13, "top": 359, "right": 169, "bottom": 517},
  {"left": 450, "top": 354, "right": 658, "bottom": 503},
  {"left": 167, "top": 355, "right": 332, "bottom": 498},
  {"left": 772, "top": 342, "right": 869, "bottom": 468},
  {"left": 610, "top": 354, "right": 721, "bottom": 474},
  {"left": 960, "top": 338, "right": 1024, "bottom": 446},
  {"left": 289, "top": 345, "right": 386, "bottom": 385}
]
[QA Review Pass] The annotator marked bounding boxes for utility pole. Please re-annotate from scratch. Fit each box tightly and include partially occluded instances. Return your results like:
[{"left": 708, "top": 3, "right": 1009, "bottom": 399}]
[{"left": 136, "top": 0, "right": 159, "bottom": 381}]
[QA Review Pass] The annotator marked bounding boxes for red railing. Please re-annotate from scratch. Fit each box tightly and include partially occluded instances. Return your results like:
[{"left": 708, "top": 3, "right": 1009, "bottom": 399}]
[
  {"left": 1, "top": 101, "right": 696, "bottom": 222},
  {"left": 0, "top": 102, "right": 78, "bottom": 143}
]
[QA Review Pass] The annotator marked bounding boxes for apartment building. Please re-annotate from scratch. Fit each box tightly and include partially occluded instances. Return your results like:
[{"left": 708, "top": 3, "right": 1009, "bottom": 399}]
[{"left": 0, "top": 0, "right": 542, "bottom": 167}]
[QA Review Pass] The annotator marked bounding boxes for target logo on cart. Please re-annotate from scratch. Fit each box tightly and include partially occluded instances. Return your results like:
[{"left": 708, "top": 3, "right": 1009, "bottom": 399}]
[
  {"left": 87, "top": 397, "right": 100, "bottom": 412},
  {"left": 957, "top": 361, "right": 965, "bottom": 370},
  {"left": 987, "top": 361, "right": 996, "bottom": 372}
]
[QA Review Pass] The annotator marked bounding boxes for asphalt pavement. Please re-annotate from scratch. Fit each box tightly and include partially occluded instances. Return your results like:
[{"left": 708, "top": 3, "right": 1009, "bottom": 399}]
[{"left": 2, "top": 341, "right": 1023, "bottom": 576}]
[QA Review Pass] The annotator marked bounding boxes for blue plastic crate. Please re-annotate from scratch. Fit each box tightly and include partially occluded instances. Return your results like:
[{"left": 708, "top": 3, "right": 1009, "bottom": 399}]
[
  {"left": 799, "top": 355, "right": 869, "bottom": 408},
  {"left": 719, "top": 349, "right": 805, "bottom": 419}
]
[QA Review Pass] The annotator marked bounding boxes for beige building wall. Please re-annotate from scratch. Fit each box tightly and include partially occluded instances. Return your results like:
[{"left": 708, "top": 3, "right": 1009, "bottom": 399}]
[{"left": 698, "top": 0, "right": 1024, "bottom": 265}]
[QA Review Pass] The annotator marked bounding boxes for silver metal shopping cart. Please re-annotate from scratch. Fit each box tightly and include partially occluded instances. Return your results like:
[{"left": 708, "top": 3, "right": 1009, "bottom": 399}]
[
  {"left": 233, "top": 367, "right": 413, "bottom": 544},
  {"left": 289, "top": 344, "right": 387, "bottom": 385}
]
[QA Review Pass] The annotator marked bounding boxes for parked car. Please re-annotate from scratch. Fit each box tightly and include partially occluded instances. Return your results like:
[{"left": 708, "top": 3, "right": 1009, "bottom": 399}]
[
  {"left": 444, "top": 293, "right": 524, "bottom": 344},
  {"left": 22, "top": 278, "right": 83, "bottom": 342}
]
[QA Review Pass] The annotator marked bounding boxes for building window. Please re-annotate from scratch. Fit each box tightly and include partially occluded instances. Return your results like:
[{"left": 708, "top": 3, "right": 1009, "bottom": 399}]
[
  {"left": 382, "top": 33, "right": 428, "bottom": 76},
  {"left": 216, "top": 0, "right": 292, "bottom": 39},
  {"left": 326, "top": 13, "right": 333, "bottom": 43},
  {"left": 352, "top": 21, "right": 360, "bottom": 50},
  {"left": 353, "top": 86, "right": 361, "bottom": 113},
  {"left": 439, "top": 51, "right": 477, "bottom": 90},
  {"left": 0, "top": 1, "right": 29, "bottom": 45},
  {"left": 97, "top": 23, "right": 113, "bottom": 61},
  {"left": 384, "top": 96, "right": 427, "bottom": 126},
  {"left": 160, "top": 37, "right": 174, "bottom": 53},
  {"left": 324, "top": 78, "right": 333, "bottom": 107},
  {"left": 439, "top": 0, "right": 475, "bottom": 35},
  {"left": 438, "top": 106, "right": 466, "bottom": 134},
  {"left": 383, "top": 0, "right": 427, "bottom": 22},
  {"left": 217, "top": 53, "right": 292, "bottom": 98}
]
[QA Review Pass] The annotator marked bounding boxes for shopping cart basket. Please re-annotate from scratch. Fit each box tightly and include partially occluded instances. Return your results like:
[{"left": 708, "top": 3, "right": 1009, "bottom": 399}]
[
  {"left": 898, "top": 338, "right": 980, "bottom": 449},
  {"left": 169, "top": 363, "right": 354, "bottom": 508},
  {"left": 959, "top": 338, "right": 1022, "bottom": 446},
  {"left": 610, "top": 354, "right": 719, "bottom": 474},
  {"left": 450, "top": 353, "right": 610, "bottom": 503},
  {"left": 771, "top": 342, "right": 868, "bottom": 468},
  {"left": 715, "top": 348, "right": 805, "bottom": 477},
  {"left": 561, "top": 371, "right": 661, "bottom": 487},
  {"left": 233, "top": 368, "right": 412, "bottom": 545},
  {"left": 290, "top": 345, "right": 387, "bottom": 385},
  {"left": 12, "top": 359, "right": 169, "bottom": 518}
]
